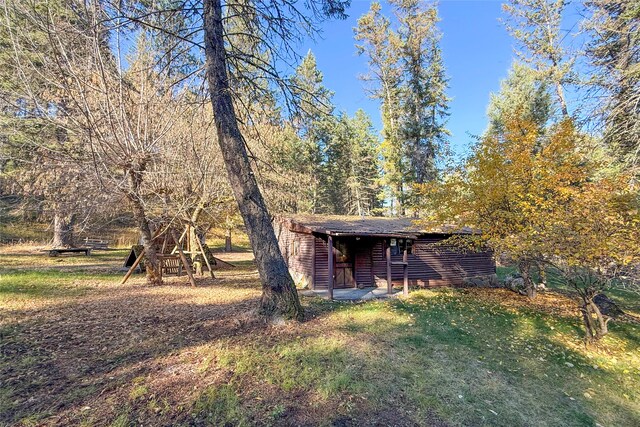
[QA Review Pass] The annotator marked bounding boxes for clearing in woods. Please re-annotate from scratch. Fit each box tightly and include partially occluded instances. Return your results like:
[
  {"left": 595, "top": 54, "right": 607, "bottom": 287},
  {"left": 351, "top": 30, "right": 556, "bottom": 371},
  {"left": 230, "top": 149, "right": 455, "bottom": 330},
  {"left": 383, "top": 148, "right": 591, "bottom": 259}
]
[{"left": 1, "top": 247, "right": 639, "bottom": 426}]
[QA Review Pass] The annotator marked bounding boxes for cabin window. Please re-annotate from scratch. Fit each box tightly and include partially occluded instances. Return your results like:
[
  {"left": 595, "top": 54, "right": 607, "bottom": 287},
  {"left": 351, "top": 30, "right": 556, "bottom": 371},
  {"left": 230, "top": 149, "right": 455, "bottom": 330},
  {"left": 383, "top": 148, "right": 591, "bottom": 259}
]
[
  {"left": 387, "top": 238, "right": 413, "bottom": 256},
  {"left": 390, "top": 238, "right": 400, "bottom": 256},
  {"left": 335, "top": 240, "right": 351, "bottom": 263},
  {"left": 290, "top": 239, "right": 299, "bottom": 256}
]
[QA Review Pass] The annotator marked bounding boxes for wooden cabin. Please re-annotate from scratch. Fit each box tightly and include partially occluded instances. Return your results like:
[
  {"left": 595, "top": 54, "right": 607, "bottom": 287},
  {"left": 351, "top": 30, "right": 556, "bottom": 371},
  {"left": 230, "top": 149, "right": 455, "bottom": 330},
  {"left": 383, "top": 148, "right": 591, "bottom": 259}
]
[{"left": 273, "top": 215, "right": 496, "bottom": 298}]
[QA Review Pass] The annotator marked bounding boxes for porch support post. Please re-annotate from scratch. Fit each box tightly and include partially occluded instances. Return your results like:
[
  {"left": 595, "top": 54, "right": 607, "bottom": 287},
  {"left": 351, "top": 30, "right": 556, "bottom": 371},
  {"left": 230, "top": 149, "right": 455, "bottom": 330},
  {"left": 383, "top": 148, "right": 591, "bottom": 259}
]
[
  {"left": 386, "top": 242, "right": 392, "bottom": 294},
  {"left": 403, "top": 246, "right": 409, "bottom": 296},
  {"left": 328, "top": 234, "right": 334, "bottom": 300}
]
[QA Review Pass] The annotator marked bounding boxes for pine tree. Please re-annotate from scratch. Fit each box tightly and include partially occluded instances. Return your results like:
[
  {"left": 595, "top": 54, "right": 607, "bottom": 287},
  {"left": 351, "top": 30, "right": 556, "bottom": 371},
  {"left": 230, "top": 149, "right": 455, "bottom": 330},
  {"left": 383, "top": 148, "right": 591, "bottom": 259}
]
[
  {"left": 323, "top": 110, "right": 383, "bottom": 215},
  {"left": 487, "top": 61, "right": 552, "bottom": 136},
  {"left": 355, "top": 2, "right": 404, "bottom": 214},
  {"left": 355, "top": 0, "right": 449, "bottom": 215},
  {"left": 290, "top": 50, "right": 336, "bottom": 213},
  {"left": 346, "top": 109, "right": 384, "bottom": 215},
  {"left": 584, "top": 0, "right": 640, "bottom": 170},
  {"left": 394, "top": 0, "right": 450, "bottom": 188}
]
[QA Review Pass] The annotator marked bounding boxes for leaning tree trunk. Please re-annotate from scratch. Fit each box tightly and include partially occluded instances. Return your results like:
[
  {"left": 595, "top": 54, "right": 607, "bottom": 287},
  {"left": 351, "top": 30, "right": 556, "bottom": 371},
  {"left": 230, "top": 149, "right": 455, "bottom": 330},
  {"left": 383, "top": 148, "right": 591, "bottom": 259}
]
[
  {"left": 52, "top": 210, "right": 76, "bottom": 248},
  {"left": 127, "top": 169, "right": 162, "bottom": 286},
  {"left": 203, "top": 0, "right": 303, "bottom": 320}
]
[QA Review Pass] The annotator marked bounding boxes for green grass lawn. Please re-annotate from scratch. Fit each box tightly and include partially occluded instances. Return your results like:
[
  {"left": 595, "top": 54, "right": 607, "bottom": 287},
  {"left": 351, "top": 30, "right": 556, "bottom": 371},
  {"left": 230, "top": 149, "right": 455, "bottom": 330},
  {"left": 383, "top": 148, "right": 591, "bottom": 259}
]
[{"left": 1, "top": 250, "right": 639, "bottom": 426}]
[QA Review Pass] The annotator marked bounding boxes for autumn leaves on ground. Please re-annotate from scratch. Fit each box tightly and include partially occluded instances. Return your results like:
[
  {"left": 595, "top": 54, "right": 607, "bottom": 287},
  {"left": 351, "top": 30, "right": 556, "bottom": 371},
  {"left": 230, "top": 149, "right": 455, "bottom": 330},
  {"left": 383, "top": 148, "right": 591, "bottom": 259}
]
[{"left": 0, "top": 249, "right": 638, "bottom": 426}]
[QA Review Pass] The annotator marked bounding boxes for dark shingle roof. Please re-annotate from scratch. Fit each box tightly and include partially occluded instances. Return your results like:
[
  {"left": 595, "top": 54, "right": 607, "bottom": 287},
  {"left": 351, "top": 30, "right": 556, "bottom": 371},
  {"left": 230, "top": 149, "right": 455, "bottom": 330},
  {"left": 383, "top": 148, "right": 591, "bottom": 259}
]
[{"left": 278, "top": 215, "right": 476, "bottom": 237}]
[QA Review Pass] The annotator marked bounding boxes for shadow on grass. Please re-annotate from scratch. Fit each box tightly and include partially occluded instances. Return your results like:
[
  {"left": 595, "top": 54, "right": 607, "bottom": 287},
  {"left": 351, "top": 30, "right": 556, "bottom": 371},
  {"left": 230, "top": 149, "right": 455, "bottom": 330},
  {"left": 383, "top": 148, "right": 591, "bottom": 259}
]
[
  {"left": 184, "top": 289, "right": 640, "bottom": 426},
  {"left": 0, "top": 287, "right": 264, "bottom": 425},
  {"left": 1, "top": 264, "right": 639, "bottom": 426}
]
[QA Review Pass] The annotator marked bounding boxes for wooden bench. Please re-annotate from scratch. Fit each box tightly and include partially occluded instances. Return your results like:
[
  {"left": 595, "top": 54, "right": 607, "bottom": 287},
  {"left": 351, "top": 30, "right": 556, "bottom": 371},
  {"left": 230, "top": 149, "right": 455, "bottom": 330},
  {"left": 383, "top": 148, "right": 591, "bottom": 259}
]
[
  {"left": 46, "top": 248, "right": 92, "bottom": 257},
  {"left": 158, "top": 254, "right": 193, "bottom": 279},
  {"left": 83, "top": 238, "right": 109, "bottom": 250}
]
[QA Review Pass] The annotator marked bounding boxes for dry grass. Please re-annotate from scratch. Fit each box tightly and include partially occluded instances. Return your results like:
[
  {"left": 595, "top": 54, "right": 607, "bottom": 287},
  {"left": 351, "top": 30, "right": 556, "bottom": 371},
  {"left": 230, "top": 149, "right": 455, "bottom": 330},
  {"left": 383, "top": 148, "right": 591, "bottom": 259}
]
[{"left": 1, "top": 248, "right": 639, "bottom": 426}]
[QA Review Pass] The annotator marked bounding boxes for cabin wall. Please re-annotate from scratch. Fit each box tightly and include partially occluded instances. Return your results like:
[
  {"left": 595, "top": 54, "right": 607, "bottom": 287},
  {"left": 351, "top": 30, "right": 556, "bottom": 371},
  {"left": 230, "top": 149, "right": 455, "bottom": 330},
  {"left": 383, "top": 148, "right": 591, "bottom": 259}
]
[
  {"left": 354, "top": 244, "right": 374, "bottom": 288},
  {"left": 314, "top": 236, "right": 329, "bottom": 290},
  {"left": 311, "top": 236, "right": 375, "bottom": 290},
  {"left": 371, "top": 236, "right": 495, "bottom": 287},
  {"left": 274, "top": 222, "right": 315, "bottom": 288}
]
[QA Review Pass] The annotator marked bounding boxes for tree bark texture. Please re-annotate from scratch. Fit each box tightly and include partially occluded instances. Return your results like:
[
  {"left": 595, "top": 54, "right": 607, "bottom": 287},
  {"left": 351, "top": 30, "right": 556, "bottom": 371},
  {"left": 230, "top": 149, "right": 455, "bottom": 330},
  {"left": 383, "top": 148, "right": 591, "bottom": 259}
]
[
  {"left": 52, "top": 211, "right": 76, "bottom": 248},
  {"left": 581, "top": 294, "right": 609, "bottom": 343},
  {"left": 518, "top": 258, "right": 536, "bottom": 299},
  {"left": 225, "top": 229, "right": 232, "bottom": 252},
  {"left": 127, "top": 169, "right": 162, "bottom": 286},
  {"left": 203, "top": 0, "right": 303, "bottom": 320}
]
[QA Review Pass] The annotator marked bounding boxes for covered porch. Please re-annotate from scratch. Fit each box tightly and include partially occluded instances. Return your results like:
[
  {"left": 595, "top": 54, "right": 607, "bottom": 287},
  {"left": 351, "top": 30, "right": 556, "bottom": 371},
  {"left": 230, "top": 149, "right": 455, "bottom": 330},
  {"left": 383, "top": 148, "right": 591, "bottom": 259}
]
[{"left": 325, "top": 232, "right": 414, "bottom": 300}]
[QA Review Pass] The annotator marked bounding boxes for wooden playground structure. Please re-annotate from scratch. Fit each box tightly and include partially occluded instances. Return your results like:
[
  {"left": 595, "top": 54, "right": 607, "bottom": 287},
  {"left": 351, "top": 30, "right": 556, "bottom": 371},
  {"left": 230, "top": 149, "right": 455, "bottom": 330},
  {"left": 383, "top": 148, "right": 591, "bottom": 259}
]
[{"left": 120, "top": 224, "right": 234, "bottom": 286}]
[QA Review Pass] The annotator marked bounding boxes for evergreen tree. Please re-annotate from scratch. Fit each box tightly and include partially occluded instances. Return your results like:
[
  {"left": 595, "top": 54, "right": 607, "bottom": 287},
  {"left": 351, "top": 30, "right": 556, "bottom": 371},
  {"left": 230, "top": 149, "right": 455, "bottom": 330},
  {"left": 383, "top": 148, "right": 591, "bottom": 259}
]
[
  {"left": 355, "top": 0, "right": 449, "bottom": 215},
  {"left": 0, "top": 0, "right": 99, "bottom": 246},
  {"left": 583, "top": 0, "right": 640, "bottom": 171},
  {"left": 355, "top": 2, "right": 404, "bottom": 214},
  {"left": 290, "top": 50, "right": 336, "bottom": 213},
  {"left": 345, "top": 109, "right": 384, "bottom": 215},
  {"left": 324, "top": 110, "right": 383, "bottom": 215},
  {"left": 487, "top": 61, "right": 552, "bottom": 136},
  {"left": 394, "top": 0, "right": 450, "bottom": 187},
  {"left": 502, "top": 0, "right": 574, "bottom": 118}
]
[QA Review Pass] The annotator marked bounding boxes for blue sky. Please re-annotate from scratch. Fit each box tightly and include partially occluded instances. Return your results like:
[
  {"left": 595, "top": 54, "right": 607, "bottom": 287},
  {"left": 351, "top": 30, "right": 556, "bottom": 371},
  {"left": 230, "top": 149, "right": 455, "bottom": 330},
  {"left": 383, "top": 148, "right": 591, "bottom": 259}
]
[{"left": 296, "top": 0, "right": 527, "bottom": 159}]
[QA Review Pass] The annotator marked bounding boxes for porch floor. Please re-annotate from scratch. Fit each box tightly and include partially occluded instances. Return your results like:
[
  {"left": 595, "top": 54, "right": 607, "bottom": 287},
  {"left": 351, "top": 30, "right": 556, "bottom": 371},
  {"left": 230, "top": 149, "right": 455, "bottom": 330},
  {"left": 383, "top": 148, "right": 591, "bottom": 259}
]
[{"left": 301, "top": 286, "right": 402, "bottom": 301}]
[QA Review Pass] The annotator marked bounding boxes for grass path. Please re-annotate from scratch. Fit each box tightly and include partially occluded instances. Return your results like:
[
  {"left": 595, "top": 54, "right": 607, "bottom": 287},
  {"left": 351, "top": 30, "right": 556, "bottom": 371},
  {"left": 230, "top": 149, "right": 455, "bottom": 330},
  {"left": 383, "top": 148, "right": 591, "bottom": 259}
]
[{"left": 1, "top": 249, "right": 639, "bottom": 426}]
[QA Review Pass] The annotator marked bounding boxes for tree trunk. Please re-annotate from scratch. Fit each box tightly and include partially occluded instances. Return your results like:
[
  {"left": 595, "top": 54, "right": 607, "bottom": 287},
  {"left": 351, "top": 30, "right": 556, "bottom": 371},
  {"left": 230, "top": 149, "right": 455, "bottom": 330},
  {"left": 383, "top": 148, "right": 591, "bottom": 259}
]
[
  {"left": 555, "top": 81, "right": 569, "bottom": 118},
  {"left": 52, "top": 211, "right": 76, "bottom": 248},
  {"left": 225, "top": 229, "right": 232, "bottom": 252},
  {"left": 537, "top": 261, "right": 547, "bottom": 288},
  {"left": 580, "top": 294, "right": 609, "bottom": 343},
  {"left": 203, "top": 0, "right": 303, "bottom": 320},
  {"left": 518, "top": 259, "right": 536, "bottom": 298},
  {"left": 127, "top": 169, "right": 162, "bottom": 286},
  {"left": 590, "top": 299, "right": 609, "bottom": 338}
]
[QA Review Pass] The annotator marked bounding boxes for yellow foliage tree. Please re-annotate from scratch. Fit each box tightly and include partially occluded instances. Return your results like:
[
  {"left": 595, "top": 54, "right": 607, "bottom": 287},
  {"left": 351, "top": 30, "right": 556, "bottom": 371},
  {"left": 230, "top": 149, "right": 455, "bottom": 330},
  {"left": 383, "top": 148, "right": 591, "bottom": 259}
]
[
  {"left": 421, "top": 118, "right": 585, "bottom": 296},
  {"left": 419, "top": 116, "right": 639, "bottom": 341},
  {"left": 543, "top": 176, "right": 639, "bottom": 342}
]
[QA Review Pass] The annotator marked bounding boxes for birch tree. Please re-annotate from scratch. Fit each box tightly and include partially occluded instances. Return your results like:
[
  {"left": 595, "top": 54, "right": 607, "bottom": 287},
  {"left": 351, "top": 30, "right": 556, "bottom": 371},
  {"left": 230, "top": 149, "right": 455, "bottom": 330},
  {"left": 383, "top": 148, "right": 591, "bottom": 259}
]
[{"left": 502, "top": 0, "right": 574, "bottom": 118}]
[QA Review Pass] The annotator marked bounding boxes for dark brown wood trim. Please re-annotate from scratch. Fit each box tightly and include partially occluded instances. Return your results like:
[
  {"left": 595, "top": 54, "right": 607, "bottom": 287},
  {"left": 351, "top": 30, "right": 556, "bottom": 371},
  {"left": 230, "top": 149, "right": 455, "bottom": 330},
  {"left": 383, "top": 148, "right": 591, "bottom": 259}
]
[
  {"left": 403, "top": 246, "right": 408, "bottom": 296},
  {"left": 328, "top": 235, "right": 334, "bottom": 300},
  {"left": 311, "top": 234, "right": 316, "bottom": 290},
  {"left": 386, "top": 244, "right": 392, "bottom": 294}
]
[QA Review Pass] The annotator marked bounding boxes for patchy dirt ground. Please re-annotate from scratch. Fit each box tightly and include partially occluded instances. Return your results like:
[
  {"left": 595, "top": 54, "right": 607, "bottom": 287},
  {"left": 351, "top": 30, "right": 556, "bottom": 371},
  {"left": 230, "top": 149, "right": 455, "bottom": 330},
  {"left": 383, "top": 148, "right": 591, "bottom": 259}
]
[{"left": 1, "top": 249, "right": 639, "bottom": 427}]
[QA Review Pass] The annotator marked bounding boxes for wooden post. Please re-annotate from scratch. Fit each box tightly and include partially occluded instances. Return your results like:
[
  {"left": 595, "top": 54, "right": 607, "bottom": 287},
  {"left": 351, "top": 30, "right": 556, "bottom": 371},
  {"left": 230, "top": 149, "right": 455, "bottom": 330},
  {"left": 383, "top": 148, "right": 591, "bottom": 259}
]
[
  {"left": 121, "top": 248, "right": 146, "bottom": 285},
  {"left": 170, "top": 229, "right": 197, "bottom": 288},
  {"left": 403, "top": 246, "right": 409, "bottom": 296},
  {"left": 195, "top": 234, "right": 215, "bottom": 278},
  {"left": 386, "top": 242, "right": 392, "bottom": 294},
  {"left": 171, "top": 227, "right": 188, "bottom": 254},
  {"left": 328, "top": 235, "right": 334, "bottom": 300}
]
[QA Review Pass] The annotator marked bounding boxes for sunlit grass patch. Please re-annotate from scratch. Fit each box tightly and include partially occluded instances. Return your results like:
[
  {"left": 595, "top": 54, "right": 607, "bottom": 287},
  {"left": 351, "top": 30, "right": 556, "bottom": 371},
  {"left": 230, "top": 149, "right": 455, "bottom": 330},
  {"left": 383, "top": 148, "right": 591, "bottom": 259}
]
[
  {"left": 192, "top": 384, "right": 248, "bottom": 426},
  {"left": 0, "top": 269, "right": 115, "bottom": 305},
  {"left": 0, "top": 250, "right": 638, "bottom": 426}
]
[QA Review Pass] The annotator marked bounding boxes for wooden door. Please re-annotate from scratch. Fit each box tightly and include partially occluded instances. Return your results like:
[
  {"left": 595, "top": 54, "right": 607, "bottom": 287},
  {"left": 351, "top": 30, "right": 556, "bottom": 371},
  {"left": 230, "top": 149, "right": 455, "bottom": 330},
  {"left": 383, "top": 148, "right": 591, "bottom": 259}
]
[{"left": 334, "top": 239, "right": 355, "bottom": 288}]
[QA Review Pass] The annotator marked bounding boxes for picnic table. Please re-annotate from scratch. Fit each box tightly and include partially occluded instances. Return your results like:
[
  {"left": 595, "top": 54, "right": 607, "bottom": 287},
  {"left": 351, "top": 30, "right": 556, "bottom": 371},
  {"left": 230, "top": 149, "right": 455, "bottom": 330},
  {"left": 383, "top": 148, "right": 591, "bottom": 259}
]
[{"left": 46, "top": 248, "right": 92, "bottom": 257}]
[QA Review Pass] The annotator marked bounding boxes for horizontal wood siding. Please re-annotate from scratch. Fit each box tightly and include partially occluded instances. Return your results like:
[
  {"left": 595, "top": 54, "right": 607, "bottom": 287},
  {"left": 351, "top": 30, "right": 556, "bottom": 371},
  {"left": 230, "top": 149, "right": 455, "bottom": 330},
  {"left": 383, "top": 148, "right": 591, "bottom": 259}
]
[
  {"left": 275, "top": 219, "right": 496, "bottom": 290},
  {"left": 314, "top": 235, "right": 329, "bottom": 289},
  {"left": 274, "top": 222, "right": 314, "bottom": 286},
  {"left": 354, "top": 244, "right": 374, "bottom": 287},
  {"left": 372, "top": 236, "right": 495, "bottom": 287}
]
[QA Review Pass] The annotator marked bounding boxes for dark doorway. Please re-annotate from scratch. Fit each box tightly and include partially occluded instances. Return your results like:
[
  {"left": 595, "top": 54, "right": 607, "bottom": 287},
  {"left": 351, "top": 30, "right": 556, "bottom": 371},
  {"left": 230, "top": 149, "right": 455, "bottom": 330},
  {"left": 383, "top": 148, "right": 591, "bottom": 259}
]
[{"left": 334, "top": 239, "right": 355, "bottom": 288}]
